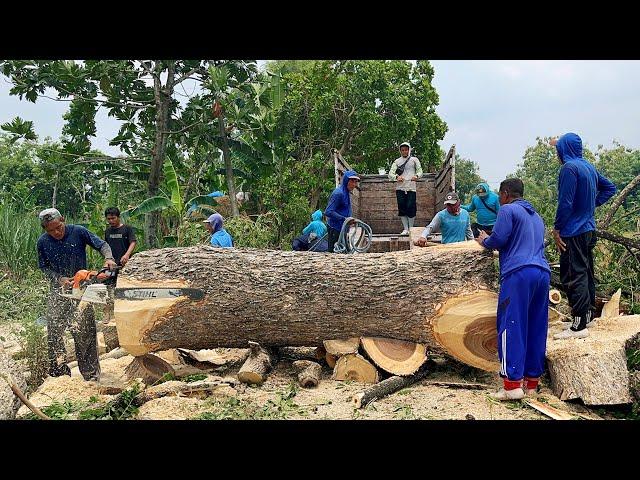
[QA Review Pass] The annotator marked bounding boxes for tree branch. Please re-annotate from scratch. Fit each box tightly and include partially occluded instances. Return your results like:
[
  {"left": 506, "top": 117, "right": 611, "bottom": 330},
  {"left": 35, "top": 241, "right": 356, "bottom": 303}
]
[
  {"left": 160, "top": 120, "right": 203, "bottom": 135},
  {"left": 598, "top": 173, "right": 640, "bottom": 230},
  {"left": 596, "top": 229, "right": 640, "bottom": 250}
]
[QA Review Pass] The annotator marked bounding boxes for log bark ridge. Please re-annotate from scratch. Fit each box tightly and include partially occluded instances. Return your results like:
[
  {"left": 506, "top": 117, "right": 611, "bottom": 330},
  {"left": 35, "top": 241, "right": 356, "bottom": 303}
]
[{"left": 115, "top": 243, "right": 497, "bottom": 356}]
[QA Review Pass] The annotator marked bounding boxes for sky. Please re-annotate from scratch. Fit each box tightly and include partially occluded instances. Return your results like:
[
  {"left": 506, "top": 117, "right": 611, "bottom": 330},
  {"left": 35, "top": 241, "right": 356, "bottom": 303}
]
[{"left": 2, "top": 60, "right": 640, "bottom": 190}]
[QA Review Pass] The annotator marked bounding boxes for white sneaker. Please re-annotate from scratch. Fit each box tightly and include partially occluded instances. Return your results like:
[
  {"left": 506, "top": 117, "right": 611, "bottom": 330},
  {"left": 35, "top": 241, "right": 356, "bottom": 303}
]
[
  {"left": 553, "top": 328, "right": 589, "bottom": 340},
  {"left": 400, "top": 229, "right": 409, "bottom": 235},
  {"left": 586, "top": 318, "right": 598, "bottom": 328},
  {"left": 490, "top": 387, "right": 524, "bottom": 401}
]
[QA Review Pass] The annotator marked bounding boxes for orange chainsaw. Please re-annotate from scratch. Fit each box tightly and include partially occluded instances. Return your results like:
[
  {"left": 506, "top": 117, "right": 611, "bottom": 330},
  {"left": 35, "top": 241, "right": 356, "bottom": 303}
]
[{"left": 59, "top": 267, "right": 118, "bottom": 304}]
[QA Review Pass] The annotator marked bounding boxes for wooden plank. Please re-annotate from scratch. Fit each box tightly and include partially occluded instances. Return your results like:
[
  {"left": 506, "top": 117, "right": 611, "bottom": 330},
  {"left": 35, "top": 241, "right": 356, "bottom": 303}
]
[{"left": 524, "top": 398, "right": 576, "bottom": 420}]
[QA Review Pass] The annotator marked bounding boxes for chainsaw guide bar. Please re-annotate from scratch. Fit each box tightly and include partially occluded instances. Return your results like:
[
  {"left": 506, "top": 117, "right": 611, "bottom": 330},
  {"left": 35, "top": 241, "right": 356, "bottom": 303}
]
[{"left": 114, "top": 288, "right": 205, "bottom": 301}]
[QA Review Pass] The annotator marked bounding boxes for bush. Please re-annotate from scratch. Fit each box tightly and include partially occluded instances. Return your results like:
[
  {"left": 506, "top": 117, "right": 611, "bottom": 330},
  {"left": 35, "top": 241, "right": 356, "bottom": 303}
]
[{"left": 225, "top": 214, "right": 279, "bottom": 249}]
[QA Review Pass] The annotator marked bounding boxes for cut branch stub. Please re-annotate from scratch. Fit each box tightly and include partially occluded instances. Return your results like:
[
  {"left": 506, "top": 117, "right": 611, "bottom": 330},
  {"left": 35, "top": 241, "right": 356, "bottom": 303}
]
[
  {"left": 549, "top": 289, "right": 562, "bottom": 305},
  {"left": 237, "top": 342, "right": 275, "bottom": 385},
  {"left": 323, "top": 338, "right": 360, "bottom": 356},
  {"left": 124, "top": 354, "right": 175, "bottom": 385},
  {"left": 431, "top": 290, "right": 500, "bottom": 372},
  {"left": 293, "top": 360, "right": 322, "bottom": 388},
  {"left": 360, "top": 337, "right": 427, "bottom": 376},
  {"left": 332, "top": 354, "right": 379, "bottom": 384}
]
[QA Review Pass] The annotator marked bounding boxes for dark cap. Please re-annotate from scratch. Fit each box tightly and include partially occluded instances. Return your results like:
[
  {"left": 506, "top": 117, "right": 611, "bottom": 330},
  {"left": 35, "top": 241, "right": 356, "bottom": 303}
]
[{"left": 443, "top": 192, "right": 460, "bottom": 205}]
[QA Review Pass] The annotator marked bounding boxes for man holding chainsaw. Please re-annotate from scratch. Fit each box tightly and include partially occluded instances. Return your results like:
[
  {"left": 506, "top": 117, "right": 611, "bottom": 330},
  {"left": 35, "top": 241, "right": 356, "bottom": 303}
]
[{"left": 36, "top": 208, "right": 117, "bottom": 381}]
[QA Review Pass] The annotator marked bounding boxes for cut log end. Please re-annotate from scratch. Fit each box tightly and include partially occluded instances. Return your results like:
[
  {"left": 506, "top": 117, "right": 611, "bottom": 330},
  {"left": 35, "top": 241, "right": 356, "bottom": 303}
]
[
  {"left": 332, "top": 354, "right": 379, "bottom": 384},
  {"left": 549, "top": 289, "right": 562, "bottom": 305},
  {"left": 360, "top": 337, "right": 427, "bottom": 376},
  {"left": 323, "top": 338, "right": 360, "bottom": 356},
  {"left": 432, "top": 290, "right": 500, "bottom": 372},
  {"left": 293, "top": 360, "right": 322, "bottom": 388},
  {"left": 124, "top": 354, "right": 175, "bottom": 385},
  {"left": 237, "top": 342, "right": 275, "bottom": 385}
]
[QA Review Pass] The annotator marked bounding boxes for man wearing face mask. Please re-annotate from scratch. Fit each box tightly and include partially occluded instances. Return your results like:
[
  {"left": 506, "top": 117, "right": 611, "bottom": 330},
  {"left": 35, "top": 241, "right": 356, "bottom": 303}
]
[
  {"left": 462, "top": 182, "right": 500, "bottom": 238},
  {"left": 414, "top": 191, "right": 473, "bottom": 246}
]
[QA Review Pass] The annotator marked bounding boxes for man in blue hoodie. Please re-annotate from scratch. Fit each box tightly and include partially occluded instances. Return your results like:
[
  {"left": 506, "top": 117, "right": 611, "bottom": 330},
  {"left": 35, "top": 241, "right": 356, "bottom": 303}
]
[
  {"left": 462, "top": 182, "right": 500, "bottom": 237},
  {"left": 476, "top": 178, "right": 551, "bottom": 400},
  {"left": 550, "top": 133, "right": 617, "bottom": 340},
  {"left": 203, "top": 213, "right": 234, "bottom": 248},
  {"left": 325, "top": 170, "right": 360, "bottom": 253}
]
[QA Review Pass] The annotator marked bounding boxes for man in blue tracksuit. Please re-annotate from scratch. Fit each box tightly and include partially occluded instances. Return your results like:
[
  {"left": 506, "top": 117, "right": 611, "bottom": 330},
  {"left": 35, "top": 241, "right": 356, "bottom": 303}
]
[
  {"left": 462, "top": 182, "right": 500, "bottom": 237},
  {"left": 476, "top": 178, "right": 551, "bottom": 400},
  {"left": 325, "top": 170, "right": 360, "bottom": 253},
  {"left": 550, "top": 133, "right": 617, "bottom": 340}
]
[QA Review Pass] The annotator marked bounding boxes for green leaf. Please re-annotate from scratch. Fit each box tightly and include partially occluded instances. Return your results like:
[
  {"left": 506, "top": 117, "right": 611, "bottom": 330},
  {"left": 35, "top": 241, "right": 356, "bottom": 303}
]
[
  {"left": 123, "top": 196, "right": 173, "bottom": 219},
  {"left": 163, "top": 159, "right": 182, "bottom": 213},
  {"left": 1, "top": 117, "right": 37, "bottom": 142}
]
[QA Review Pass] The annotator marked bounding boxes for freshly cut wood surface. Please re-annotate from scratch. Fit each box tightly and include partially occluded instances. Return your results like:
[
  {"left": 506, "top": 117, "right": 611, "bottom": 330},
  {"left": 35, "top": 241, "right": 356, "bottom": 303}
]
[
  {"left": 360, "top": 337, "right": 427, "bottom": 375},
  {"left": 332, "top": 354, "right": 379, "bottom": 384},
  {"left": 323, "top": 338, "right": 360, "bottom": 356}
]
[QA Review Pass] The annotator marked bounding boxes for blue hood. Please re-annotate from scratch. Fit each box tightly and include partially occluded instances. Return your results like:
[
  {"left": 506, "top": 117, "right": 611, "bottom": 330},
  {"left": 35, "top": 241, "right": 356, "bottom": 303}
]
[
  {"left": 556, "top": 132, "right": 583, "bottom": 164},
  {"left": 325, "top": 170, "right": 359, "bottom": 231},
  {"left": 311, "top": 209, "right": 323, "bottom": 222},
  {"left": 476, "top": 182, "right": 491, "bottom": 197}
]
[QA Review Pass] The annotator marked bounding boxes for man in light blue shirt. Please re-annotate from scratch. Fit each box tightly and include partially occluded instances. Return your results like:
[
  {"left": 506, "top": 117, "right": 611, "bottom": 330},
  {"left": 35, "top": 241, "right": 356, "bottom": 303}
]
[
  {"left": 203, "top": 213, "right": 234, "bottom": 248},
  {"left": 414, "top": 191, "right": 473, "bottom": 246}
]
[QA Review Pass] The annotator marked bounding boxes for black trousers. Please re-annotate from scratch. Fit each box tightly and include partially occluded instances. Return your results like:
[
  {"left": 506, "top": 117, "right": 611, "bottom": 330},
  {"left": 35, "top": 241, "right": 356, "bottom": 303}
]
[
  {"left": 560, "top": 231, "right": 597, "bottom": 317},
  {"left": 327, "top": 226, "right": 340, "bottom": 253},
  {"left": 396, "top": 190, "right": 417, "bottom": 218},
  {"left": 471, "top": 223, "right": 493, "bottom": 238}
]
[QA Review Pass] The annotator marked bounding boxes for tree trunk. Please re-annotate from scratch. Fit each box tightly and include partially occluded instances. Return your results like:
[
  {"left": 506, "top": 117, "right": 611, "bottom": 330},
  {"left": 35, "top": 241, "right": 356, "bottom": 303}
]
[
  {"left": 546, "top": 314, "right": 640, "bottom": 405},
  {"left": 218, "top": 114, "right": 239, "bottom": 218},
  {"left": 598, "top": 173, "right": 640, "bottom": 230},
  {"left": 114, "top": 242, "right": 499, "bottom": 369},
  {"left": 146, "top": 62, "right": 174, "bottom": 248}
]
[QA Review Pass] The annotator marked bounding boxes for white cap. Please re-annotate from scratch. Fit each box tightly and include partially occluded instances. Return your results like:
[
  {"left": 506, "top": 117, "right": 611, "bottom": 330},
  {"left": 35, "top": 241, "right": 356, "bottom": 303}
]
[{"left": 38, "top": 208, "right": 62, "bottom": 224}]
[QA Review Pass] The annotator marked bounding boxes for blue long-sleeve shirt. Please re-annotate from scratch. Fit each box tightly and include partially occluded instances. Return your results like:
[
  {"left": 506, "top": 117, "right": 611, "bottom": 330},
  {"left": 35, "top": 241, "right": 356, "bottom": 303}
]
[
  {"left": 37, "top": 224, "right": 109, "bottom": 284},
  {"left": 461, "top": 182, "right": 500, "bottom": 226},
  {"left": 325, "top": 170, "right": 359, "bottom": 231},
  {"left": 482, "top": 199, "right": 550, "bottom": 280},
  {"left": 554, "top": 133, "right": 617, "bottom": 237}
]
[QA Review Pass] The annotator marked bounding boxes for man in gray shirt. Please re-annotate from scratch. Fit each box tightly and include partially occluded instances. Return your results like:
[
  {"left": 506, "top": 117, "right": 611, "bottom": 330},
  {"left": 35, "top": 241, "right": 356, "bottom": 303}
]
[{"left": 389, "top": 142, "right": 423, "bottom": 235}]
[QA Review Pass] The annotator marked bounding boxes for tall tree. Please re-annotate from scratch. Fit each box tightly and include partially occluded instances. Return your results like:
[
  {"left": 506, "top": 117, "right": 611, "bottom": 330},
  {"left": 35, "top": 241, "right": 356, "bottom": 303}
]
[{"left": 0, "top": 60, "right": 257, "bottom": 246}]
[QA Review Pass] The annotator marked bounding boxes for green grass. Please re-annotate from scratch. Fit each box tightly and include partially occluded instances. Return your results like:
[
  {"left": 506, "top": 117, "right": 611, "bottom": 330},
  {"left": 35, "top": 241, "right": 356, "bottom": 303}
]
[
  {"left": 193, "top": 383, "right": 307, "bottom": 420},
  {"left": 0, "top": 204, "right": 41, "bottom": 278}
]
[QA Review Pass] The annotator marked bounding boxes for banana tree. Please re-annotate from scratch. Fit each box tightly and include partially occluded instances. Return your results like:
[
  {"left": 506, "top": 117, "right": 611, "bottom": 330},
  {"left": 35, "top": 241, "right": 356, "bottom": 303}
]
[{"left": 122, "top": 158, "right": 218, "bottom": 246}]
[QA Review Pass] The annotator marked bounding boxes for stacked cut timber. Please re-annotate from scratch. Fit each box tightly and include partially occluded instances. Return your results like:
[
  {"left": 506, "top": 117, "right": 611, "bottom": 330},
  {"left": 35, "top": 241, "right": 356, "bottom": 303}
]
[{"left": 114, "top": 242, "right": 501, "bottom": 372}]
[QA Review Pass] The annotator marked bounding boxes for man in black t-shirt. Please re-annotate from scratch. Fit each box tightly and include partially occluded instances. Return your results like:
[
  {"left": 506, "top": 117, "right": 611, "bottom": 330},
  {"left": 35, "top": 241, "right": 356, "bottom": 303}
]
[{"left": 104, "top": 207, "right": 137, "bottom": 266}]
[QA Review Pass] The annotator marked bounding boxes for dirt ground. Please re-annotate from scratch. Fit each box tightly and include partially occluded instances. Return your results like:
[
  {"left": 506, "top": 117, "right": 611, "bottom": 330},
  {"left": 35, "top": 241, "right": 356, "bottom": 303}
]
[{"left": 13, "top": 349, "right": 608, "bottom": 420}]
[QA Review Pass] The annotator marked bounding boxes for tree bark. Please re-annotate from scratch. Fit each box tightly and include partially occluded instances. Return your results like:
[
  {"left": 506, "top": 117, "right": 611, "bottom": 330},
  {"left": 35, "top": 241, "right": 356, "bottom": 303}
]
[
  {"left": 114, "top": 242, "right": 499, "bottom": 363},
  {"left": 293, "top": 360, "right": 322, "bottom": 388},
  {"left": 146, "top": 61, "right": 174, "bottom": 248},
  {"left": 218, "top": 113, "right": 239, "bottom": 218},
  {"left": 596, "top": 229, "right": 640, "bottom": 251}
]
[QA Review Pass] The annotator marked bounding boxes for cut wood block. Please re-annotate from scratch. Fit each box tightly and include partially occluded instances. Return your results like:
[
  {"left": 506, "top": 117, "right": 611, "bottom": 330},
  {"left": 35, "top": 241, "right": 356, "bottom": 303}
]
[
  {"left": 237, "top": 342, "right": 275, "bottom": 385},
  {"left": 360, "top": 337, "right": 427, "bottom": 375},
  {"left": 323, "top": 338, "right": 360, "bottom": 356},
  {"left": 600, "top": 288, "right": 621, "bottom": 319},
  {"left": 546, "top": 314, "right": 640, "bottom": 405},
  {"left": 325, "top": 352, "right": 337, "bottom": 369},
  {"left": 293, "top": 360, "right": 322, "bottom": 388},
  {"left": 332, "top": 354, "right": 379, "bottom": 384}
]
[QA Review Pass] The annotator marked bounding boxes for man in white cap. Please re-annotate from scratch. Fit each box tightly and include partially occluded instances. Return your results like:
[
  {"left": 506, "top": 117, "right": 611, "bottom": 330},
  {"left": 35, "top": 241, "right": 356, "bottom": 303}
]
[
  {"left": 414, "top": 191, "right": 473, "bottom": 246},
  {"left": 36, "top": 208, "right": 117, "bottom": 381},
  {"left": 389, "top": 142, "right": 423, "bottom": 235}
]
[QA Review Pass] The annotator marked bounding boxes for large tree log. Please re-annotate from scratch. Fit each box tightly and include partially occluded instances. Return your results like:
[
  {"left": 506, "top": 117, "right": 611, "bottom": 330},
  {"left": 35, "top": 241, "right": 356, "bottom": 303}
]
[
  {"left": 114, "top": 243, "right": 498, "bottom": 364},
  {"left": 546, "top": 314, "right": 640, "bottom": 405}
]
